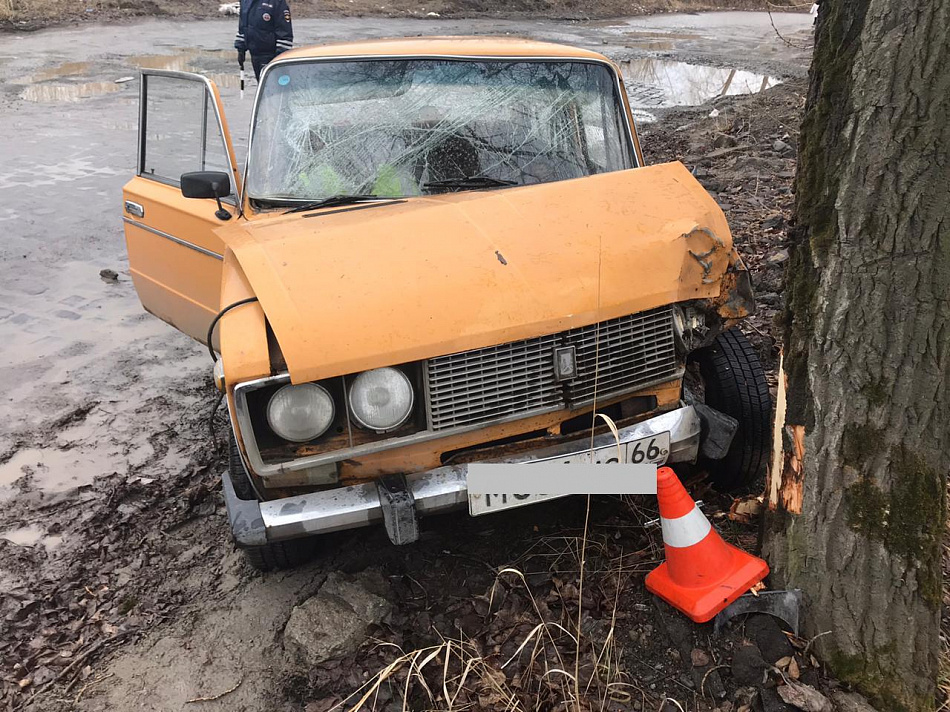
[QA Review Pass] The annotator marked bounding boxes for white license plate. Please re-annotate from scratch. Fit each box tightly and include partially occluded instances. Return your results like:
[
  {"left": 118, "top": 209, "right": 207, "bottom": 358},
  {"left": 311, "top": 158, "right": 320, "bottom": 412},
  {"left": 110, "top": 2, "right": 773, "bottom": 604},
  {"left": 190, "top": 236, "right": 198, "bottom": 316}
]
[{"left": 467, "top": 431, "right": 670, "bottom": 516}]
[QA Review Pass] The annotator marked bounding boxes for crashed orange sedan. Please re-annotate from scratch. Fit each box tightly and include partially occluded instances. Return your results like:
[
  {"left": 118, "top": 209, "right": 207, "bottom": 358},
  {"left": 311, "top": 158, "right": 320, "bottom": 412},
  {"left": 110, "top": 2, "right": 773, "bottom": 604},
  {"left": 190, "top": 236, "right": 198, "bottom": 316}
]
[{"left": 121, "top": 37, "right": 770, "bottom": 570}]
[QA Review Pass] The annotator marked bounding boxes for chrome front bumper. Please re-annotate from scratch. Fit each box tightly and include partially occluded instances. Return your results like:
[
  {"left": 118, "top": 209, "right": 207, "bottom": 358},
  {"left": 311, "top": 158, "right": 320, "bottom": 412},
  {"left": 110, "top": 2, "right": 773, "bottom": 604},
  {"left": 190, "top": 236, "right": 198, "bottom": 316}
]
[{"left": 222, "top": 405, "right": 702, "bottom": 547}]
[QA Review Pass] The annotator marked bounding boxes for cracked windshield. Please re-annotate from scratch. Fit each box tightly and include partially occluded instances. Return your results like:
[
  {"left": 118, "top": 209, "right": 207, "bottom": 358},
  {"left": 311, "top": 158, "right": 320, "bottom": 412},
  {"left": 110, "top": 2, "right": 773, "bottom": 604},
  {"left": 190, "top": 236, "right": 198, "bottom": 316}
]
[{"left": 247, "top": 60, "right": 634, "bottom": 202}]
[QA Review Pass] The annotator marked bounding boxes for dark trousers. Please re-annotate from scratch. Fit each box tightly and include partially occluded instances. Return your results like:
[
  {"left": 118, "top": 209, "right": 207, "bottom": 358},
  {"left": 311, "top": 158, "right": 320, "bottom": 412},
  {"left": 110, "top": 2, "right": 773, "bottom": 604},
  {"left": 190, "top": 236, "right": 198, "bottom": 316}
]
[{"left": 251, "top": 52, "right": 276, "bottom": 80}]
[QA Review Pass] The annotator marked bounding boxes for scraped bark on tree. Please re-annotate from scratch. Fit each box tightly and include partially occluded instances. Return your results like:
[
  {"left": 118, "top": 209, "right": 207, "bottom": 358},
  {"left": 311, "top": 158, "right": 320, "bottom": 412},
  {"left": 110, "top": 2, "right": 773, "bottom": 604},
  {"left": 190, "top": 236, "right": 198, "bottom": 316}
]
[{"left": 762, "top": 2, "right": 949, "bottom": 711}]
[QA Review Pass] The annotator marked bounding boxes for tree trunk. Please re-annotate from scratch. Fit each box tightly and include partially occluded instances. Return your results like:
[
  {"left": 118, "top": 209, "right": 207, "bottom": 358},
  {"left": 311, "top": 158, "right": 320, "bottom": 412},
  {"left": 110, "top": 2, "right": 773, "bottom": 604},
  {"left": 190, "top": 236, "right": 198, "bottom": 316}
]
[{"left": 762, "top": 1, "right": 949, "bottom": 710}]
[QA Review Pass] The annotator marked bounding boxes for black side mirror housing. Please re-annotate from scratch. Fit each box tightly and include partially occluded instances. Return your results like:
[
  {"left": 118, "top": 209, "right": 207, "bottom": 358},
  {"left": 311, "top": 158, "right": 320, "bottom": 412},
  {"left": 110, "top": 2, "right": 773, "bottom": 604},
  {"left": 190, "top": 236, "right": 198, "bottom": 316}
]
[
  {"left": 180, "top": 171, "right": 233, "bottom": 220},
  {"left": 181, "top": 171, "right": 231, "bottom": 199}
]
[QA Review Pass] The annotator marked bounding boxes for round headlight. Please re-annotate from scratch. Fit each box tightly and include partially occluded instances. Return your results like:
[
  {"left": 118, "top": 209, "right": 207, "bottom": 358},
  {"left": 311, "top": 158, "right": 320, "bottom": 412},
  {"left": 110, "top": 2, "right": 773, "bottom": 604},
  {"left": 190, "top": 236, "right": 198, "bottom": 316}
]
[
  {"left": 266, "top": 383, "right": 335, "bottom": 443},
  {"left": 348, "top": 368, "right": 414, "bottom": 432}
]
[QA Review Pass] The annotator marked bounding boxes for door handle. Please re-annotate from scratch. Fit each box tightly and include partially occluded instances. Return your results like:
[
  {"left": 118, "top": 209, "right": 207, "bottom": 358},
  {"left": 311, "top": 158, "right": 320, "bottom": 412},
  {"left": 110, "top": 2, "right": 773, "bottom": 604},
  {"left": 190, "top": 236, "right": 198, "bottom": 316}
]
[{"left": 125, "top": 201, "right": 145, "bottom": 218}]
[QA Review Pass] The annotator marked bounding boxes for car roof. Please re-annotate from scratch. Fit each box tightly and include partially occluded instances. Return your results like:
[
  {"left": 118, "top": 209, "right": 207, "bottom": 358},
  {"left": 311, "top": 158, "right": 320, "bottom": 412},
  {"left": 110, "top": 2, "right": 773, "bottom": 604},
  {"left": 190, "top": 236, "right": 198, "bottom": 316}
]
[{"left": 275, "top": 36, "right": 615, "bottom": 63}]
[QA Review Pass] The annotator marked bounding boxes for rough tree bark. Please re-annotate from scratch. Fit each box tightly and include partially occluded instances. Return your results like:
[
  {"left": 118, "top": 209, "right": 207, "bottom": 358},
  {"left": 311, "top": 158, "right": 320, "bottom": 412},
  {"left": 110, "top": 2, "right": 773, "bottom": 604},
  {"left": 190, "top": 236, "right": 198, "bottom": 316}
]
[{"left": 762, "top": 1, "right": 949, "bottom": 710}]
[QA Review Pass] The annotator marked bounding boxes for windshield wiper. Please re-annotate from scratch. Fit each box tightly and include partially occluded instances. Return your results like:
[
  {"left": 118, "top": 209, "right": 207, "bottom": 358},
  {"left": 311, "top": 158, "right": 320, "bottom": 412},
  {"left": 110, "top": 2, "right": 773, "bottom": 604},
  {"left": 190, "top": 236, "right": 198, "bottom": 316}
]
[
  {"left": 423, "top": 176, "right": 518, "bottom": 190},
  {"left": 282, "top": 194, "right": 395, "bottom": 214}
]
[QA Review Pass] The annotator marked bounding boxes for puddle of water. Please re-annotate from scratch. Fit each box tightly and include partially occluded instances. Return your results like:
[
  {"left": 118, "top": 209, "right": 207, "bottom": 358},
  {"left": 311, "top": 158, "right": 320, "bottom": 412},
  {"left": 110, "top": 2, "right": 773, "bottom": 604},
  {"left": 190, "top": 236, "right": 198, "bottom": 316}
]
[
  {"left": 620, "top": 58, "right": 780, "bottom": 109},
  {"left": 22, "top": 82, "right": 122, "bottom": 103},
  {"left": 0, "top": 524, "right": 63, "bottom": 550},
  {"left": 31, "top": 61, "right": 95, "bottom": 81},
  {"left": 130, "top": 53, "right": 192, "bottom": 71},
  {"left": 20, "top": 48, "right": 233, "bottom": 104},
  {"left": 624, "top": 40, "right": 677, "bottom": 51},
  {"left": 0, "top": 446, "right": 115, "bottom": 499},
  {"left": 129, "top": 48, "right": 232, "bottom": 71},
  {"left": 627, "top": 31, "right": 701, "bottom": 40},
  {"left": 622, "top": 30, "right": 702, "bottom": 50},
  {"left": 128, "top": 50, "right": 239, "bottom": 89}
]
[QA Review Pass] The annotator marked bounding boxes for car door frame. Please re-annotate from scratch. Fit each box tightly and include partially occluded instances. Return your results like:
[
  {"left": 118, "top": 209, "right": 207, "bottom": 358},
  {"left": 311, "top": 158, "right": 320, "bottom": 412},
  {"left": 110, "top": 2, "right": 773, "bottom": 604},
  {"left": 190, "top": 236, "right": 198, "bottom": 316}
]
[{"left": 136, "top": 68, "right": 244, "bottom": 210}]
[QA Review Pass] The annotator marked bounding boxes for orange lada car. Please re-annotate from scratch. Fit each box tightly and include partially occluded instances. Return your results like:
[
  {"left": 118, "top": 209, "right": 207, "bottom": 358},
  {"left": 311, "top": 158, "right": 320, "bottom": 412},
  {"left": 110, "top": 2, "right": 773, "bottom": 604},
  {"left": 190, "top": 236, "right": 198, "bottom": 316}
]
[{"left": 121, "top": 37, "right": 771, "bottom": 570}]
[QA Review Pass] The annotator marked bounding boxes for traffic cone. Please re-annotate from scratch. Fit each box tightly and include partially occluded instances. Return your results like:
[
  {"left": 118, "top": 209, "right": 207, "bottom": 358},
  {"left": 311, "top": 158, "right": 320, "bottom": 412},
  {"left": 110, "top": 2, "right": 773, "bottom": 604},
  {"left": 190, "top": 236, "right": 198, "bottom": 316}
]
[{"left": 645, "top": 466, "right": 769, "bottom": 623}]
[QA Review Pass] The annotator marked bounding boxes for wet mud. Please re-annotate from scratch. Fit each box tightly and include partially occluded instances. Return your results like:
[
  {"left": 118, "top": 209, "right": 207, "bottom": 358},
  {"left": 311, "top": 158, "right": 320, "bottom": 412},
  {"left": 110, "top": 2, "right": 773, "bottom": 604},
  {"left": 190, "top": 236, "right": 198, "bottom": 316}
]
[{"left": 0, "top": 11, "right": 813, "bottom": 712}]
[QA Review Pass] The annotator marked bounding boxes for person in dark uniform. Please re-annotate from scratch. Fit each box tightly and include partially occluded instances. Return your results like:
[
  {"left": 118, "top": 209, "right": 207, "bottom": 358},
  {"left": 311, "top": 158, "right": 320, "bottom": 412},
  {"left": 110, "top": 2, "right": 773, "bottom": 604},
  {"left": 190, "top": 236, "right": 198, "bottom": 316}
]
[{"left": 234, "top": 0, "right": 294, "bottom": 80}]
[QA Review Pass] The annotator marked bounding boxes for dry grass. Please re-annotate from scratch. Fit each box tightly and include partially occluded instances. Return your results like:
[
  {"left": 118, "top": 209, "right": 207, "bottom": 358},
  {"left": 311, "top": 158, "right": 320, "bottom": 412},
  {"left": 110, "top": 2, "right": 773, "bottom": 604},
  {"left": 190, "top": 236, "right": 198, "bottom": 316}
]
[
  {"left": 336, "top": 498, "right": 669, "bottom": 712},
  {"left": 0, "top": 0, "right": 128, "bottom": 24}
]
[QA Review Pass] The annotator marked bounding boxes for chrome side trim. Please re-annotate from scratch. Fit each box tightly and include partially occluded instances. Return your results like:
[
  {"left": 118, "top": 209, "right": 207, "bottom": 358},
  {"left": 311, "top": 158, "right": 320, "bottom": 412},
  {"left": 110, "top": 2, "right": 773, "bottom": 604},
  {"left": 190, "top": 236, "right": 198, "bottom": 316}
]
[
  {"left": 122, "top": 217, "right": 224, "bottom": 260},
  {"left": 249, "top": 406, "right": 699, "bottom": 542},
  {"left": 244, "top": 53, "right": 640, "bottom": 209},
  {"left": 233, "top": 368, "right": 684, "bottom": 480}
]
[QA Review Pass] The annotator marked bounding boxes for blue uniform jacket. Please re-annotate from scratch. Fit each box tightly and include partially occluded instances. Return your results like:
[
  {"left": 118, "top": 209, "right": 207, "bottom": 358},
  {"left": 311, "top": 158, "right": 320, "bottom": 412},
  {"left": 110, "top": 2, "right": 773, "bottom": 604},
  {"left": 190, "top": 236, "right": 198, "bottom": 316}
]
[{"left": 234, "top": 0, "right": 293, "bottom": 57}]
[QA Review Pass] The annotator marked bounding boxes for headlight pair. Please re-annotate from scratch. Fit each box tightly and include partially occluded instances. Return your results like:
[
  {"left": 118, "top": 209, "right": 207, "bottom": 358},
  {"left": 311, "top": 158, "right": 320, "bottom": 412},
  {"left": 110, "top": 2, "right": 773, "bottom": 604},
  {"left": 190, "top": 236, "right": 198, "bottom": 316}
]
[{"left": 266, "top": 367, "right": 414, "bottom": 443}]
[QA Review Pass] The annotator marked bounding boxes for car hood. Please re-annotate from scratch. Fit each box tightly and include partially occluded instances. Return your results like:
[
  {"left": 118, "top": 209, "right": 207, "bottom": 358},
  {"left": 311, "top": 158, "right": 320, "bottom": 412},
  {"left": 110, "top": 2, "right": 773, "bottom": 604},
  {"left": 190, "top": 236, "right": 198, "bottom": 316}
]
[{"left": 220, "top": 162, "right": 736, "bottom": 384}]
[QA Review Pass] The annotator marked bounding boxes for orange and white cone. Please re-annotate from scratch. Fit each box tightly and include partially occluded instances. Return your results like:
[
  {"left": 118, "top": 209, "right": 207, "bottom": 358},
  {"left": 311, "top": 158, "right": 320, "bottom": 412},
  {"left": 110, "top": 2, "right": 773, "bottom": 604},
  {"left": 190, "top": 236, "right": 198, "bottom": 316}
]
[{"left": 645, "top": 466, "right": 769, "bottom": 623}]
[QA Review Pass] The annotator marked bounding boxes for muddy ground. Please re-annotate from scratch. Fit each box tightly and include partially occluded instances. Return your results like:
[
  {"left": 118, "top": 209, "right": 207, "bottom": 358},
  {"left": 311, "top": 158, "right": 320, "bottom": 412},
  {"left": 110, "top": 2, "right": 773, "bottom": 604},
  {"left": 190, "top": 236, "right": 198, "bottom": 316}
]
[
  {"left": 0, "top": 11, "right": 882, "bottom": 712},
  {"left": 0, "top": 0, "right": 808, "bottom": 34}
]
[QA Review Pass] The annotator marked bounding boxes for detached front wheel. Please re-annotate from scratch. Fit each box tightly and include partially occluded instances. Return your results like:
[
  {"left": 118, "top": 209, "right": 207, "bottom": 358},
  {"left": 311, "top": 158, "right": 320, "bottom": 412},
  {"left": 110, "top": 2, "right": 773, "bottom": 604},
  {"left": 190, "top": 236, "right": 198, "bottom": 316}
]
[
  {"left": 690, "top": 328, "right": 772, "bottom": 491},
  {"left": 228, "top": 432, "right": 316, "bottom": 571}
]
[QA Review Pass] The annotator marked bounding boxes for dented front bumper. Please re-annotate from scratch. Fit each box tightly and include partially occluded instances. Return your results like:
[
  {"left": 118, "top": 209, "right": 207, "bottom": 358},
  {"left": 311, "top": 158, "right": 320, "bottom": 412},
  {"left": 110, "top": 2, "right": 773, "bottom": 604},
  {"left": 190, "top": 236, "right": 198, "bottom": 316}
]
[{"left": 222, "top": 405, "right": 702, "bottom": 547}]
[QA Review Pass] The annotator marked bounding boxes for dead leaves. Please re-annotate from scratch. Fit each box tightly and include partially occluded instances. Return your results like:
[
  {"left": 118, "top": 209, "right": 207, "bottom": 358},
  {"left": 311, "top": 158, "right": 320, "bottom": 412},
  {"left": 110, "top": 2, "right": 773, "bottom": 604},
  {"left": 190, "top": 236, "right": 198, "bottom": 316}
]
[
  {"left": 777, "top": 680, "right": 834, "bottom": 712},
  {"left": 1, "top": 433, "right": 226, "bottom": 708},
  {"left": 728, "top": 495, "right": 764, "bottom": 524},
  {"left": 690, "top": 648, "right": 710, "bottom": 667},
  {"left": 770, "top": 652, "right": 834, "bottom": 712}
]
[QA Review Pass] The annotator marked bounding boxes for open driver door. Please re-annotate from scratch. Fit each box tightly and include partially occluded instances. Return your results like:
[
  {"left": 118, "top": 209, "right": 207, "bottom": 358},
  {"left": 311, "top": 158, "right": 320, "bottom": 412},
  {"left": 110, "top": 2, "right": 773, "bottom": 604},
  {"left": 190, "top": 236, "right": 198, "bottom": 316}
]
[{"left": 121, "top": 69, "right": 242, "bottom": 345}]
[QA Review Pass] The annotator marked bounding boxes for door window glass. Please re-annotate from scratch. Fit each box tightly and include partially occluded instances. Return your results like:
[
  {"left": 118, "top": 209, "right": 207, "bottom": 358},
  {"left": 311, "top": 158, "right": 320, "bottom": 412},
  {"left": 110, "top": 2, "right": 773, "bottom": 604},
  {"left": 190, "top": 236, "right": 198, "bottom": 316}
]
[{"left": 140, "top": 74, "right": 233, "bottom": 194}]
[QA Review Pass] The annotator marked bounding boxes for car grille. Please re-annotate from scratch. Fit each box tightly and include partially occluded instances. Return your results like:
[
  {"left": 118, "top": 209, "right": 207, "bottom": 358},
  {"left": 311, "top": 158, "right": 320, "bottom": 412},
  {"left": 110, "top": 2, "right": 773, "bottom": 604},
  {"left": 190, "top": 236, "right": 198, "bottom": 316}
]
[{"left": 425, "top": 307, "right": 679, "bottom": 431}]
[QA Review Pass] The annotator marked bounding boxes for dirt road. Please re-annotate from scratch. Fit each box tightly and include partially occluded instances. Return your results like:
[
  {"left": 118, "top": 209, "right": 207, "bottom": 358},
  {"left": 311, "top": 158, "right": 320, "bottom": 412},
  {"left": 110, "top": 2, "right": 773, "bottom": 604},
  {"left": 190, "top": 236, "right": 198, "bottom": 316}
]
[{"left": 0, "top": 12, "right": 812, "bottom": 711}]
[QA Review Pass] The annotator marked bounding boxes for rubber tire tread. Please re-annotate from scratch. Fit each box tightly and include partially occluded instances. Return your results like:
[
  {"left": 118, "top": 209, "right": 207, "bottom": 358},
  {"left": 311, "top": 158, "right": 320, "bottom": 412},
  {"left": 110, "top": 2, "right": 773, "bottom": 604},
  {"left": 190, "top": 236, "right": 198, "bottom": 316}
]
[
  {"left": 228, "top": 431, "right": 259, "bottom": 500},
  {"left": 227, "top": 433, "right": 315, "bottom": 571},
  {"left": 694, "top": 328, "right": 772, "bottom": 491}
]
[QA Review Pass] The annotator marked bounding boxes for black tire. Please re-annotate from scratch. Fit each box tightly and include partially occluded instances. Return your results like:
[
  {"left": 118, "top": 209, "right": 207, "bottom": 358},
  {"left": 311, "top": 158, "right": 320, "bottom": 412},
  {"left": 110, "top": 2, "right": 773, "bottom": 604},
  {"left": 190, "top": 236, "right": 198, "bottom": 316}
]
[
  {"left": 242, "top": 538, "right": 315, "bottom": 572},
  {"left": 227, "top": 431, "right": 259, "bottom": 501},
  {"left": 691, "top": 328, "right": 772, "bottom": 491},
  {"left": 228, "top": 432, "right": 316, "bottom": 571}
]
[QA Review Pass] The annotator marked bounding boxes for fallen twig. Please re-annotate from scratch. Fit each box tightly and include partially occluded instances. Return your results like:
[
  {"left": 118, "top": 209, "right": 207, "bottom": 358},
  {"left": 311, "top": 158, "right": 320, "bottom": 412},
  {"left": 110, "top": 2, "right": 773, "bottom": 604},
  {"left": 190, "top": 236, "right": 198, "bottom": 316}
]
[
  {"left": 803, "top": 630, "right": 832, "bottom": 657},
  {"left": 73, "top": 672, "right": 114, "bottom": 704},
  {"left": 186, "top": 676, "right": 244, "bottom": 703}
]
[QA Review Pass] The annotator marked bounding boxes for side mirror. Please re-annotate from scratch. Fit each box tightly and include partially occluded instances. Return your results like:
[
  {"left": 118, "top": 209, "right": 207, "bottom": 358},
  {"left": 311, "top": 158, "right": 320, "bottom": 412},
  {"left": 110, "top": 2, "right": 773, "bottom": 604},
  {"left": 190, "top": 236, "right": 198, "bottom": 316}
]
[{"left": 181, "top": 171, "right": 233, "bottom": 221}]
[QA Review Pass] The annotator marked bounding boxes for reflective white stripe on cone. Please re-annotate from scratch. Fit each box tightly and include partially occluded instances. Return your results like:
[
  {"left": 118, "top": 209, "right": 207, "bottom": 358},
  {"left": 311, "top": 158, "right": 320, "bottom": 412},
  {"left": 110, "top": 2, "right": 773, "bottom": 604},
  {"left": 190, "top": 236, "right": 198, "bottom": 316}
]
[{"left": 660, "top": 505, "right": 712, "bottom": 548}]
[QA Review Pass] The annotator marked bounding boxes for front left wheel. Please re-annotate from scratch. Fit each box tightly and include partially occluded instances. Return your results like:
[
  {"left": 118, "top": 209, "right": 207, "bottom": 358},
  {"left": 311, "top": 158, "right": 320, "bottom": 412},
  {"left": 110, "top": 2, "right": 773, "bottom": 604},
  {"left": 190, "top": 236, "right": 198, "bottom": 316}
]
[
  {"left": 228, "top": 433, "right": 316, "bottom": 571},
  {"left": 689, "top": 328, "right": 772, "bottom": 492}
]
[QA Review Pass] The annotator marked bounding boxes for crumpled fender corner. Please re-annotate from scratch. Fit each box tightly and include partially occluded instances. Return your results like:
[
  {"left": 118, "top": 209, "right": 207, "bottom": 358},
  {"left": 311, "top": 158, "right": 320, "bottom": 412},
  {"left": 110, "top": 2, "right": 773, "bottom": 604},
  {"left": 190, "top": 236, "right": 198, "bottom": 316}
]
[
  {"left": 703, "top": 250, "right": 756, "bottom": 323},
  {"left": 677, "top": 224, "right": 731, "bottom": 289},
  {"left": 709, "top": 248, "right": 755, "bottom": 328}
]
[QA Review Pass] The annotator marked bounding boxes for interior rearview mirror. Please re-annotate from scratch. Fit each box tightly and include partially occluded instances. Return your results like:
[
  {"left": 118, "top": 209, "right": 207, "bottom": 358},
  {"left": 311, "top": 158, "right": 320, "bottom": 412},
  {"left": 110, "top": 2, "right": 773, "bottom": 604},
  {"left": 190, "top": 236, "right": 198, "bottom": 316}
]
[{"left": 180, "top": 171, "right": 233, "bottom": 221}]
